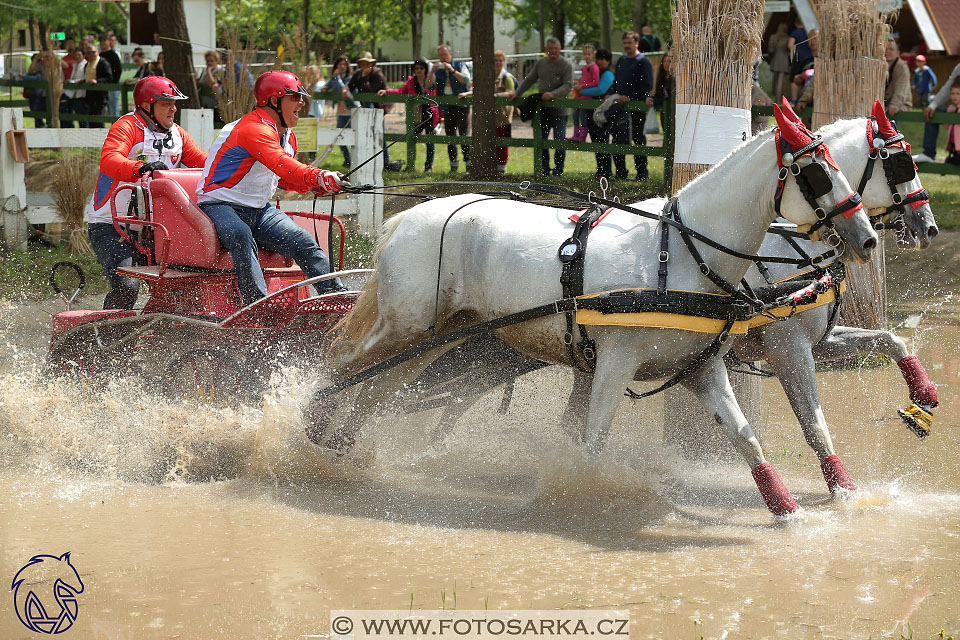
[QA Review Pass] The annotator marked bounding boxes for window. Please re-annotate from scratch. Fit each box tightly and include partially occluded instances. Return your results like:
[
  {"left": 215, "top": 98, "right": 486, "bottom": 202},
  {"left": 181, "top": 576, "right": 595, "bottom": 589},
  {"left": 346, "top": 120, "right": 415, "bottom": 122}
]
[{"left": 17, "top": 29, "right": 26, "bottom": 48}]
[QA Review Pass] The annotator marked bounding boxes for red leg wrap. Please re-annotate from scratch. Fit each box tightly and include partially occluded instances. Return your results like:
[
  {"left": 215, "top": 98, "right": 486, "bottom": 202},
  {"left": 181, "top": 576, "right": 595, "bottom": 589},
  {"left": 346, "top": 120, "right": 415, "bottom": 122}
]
[
  {"left": 820, "top": 454, "right": 858, "bottom": 493},
  {"left": 897, "top": 355, "right": 938, "bottom": 407},
  {"left": 751, "top": 462, "right": 799, "bottom": 515}
]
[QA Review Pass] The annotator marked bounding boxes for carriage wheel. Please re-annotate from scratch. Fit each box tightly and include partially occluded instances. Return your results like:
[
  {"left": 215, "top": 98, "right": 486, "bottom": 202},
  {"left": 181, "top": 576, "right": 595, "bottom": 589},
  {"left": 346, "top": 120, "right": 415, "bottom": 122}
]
[
  {"left": 46, "top": 342, "right": 107, "bottom": 386},
  {"left": 161, "top": 350, "right": 254, "bottom": 407}
]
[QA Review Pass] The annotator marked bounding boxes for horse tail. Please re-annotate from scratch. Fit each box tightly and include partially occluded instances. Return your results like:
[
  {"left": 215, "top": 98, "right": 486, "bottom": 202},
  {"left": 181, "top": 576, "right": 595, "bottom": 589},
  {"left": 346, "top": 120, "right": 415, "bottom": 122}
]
[{"left": 331, "top": 212, "right": 407, "bottom": 348}]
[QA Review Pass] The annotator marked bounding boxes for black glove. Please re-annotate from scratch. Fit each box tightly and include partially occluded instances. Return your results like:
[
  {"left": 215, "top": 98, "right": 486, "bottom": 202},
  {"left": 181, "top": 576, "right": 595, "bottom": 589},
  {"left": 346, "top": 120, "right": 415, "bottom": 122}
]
[{"left": 138, "top": 161, "right": 167, "bottom": 176}]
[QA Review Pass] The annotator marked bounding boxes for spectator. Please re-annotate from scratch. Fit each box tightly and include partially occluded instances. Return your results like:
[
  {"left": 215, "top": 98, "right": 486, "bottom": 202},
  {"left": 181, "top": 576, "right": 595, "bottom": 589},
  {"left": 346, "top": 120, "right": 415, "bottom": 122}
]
[
  {"left": 646, "top": 51, "right": 673, "bottom": 130},
  {"left": 323, "top": 55, "right": 358, "bottom": 169},
  {"left": 884, "top": 37, "right": 912, "bottom": 116},
  {"left": 197, "top": 50, "right": 223, "bottom": 112},
  {"left": 61, "top": 38, "right": 77, "bottom": 82},
  {"left": 224, "top": 50, "right": 254, "bottom": 88},
  {"left": 458, "top": 51, "right": 517, "bottom": 174},
  {"left": 507, "top": 36, "right": 573, "bottom": 176},
  {"left": 767, "top": 23, "right": 791, "bottom": 103},
  {"left": 611, "top": 30, "right": 653, "bottom": 181},
  {"left": 788, "top": 19, "right": 812, "bottom": 102},
  {"left": 382, "top": 59, "right": 439, "bottom": 173},
  {"left": 82, "top": 45, "right": 112, "bottom": 128},
  {"left": 639, "top": 25, "right": 661, "bottom": 53},
  {"left": 149, "top": 52, "right": 165, "bottom": 77},
  {"left": 128, "top": 50, "right": 152, "bottom": 83},
  {"left": 345, "top": 51, "right": 401, "bottom": 171},
  {"left": 152, "top": 32, "right": 162, "bottom": 46},
  {"left": 98, "top": 33, "right": 122, "bottom": 117},
  {"left": 944, "top": 78, "right": 960, "bottom": 165},
  {"left": 60, "top": 48, "right": 86, "bottom": 128},
  {"left": 302, "top": 65, "right": 324, "bottom": 118},
  {"left": 583, "top": 48, "right": 616, "bottom": 179},
  {"left": 567, "top": 43, "right": 598, "bottom": 143},
  {"left": 914, "top": 62, "right": 960, "bottom": 163},
  {"left": 912, "top": 54, "right": 937, "bottom": 107},
  {"left": 429, "top": 44, "right": 472, "bottom": 172},
  {"left": 24, "top": 54, "right": 47, "bottom": 128}
]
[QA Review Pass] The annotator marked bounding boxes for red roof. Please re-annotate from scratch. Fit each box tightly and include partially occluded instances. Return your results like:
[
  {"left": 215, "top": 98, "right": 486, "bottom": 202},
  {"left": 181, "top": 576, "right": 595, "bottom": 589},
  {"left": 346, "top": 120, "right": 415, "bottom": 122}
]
[{"left": 924, "top": 0, "right": 960, "bottom": 55}]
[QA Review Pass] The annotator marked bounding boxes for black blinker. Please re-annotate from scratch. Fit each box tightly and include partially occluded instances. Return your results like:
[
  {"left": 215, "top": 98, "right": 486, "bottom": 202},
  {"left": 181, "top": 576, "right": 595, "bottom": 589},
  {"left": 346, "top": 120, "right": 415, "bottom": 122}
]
[
  {"left": 800, "top": 162, "right": 832, "bottom": 198},
  {"left": 888, "top": 151, "right": 917, "bottom": 184}
]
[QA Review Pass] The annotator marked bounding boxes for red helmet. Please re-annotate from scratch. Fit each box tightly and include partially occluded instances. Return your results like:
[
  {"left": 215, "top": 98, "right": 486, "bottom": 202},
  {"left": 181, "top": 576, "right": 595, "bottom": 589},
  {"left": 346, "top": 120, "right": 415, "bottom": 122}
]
[
  {"left": 134, "top": 76, "right": 188, "bottom": 106},
  {"left": 254, "top": 70, "right": 310, "bottom": 107}
]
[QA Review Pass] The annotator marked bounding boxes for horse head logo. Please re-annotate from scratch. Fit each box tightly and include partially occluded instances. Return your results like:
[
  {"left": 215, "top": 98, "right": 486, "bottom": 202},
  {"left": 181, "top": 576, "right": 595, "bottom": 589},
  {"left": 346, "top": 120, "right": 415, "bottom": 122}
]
[{"left": 11, "top": 552, "right": 84, "bottom": 634}]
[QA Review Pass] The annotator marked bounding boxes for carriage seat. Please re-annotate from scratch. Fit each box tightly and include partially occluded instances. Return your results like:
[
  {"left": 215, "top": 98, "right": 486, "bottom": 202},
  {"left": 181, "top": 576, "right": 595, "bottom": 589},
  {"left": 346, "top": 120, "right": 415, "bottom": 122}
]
[{"left": 148, "top": 169, "right": 293, "bottom": 270}]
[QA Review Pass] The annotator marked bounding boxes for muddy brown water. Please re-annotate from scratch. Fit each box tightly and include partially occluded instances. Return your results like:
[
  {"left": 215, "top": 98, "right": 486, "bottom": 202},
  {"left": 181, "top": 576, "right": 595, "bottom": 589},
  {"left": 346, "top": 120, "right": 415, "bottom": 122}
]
[{"left": 2, "top": 247, "right": 959, "bottom": 639}]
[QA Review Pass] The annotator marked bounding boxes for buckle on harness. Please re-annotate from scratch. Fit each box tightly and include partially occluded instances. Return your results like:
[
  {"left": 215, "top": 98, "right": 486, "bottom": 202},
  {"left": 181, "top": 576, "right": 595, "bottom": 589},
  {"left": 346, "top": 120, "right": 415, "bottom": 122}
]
[
  {"left": 658, "top": 250, "right": 669, "bottom": 263},
  {"left": 892, "top": 192, "right": 903, "bottom": 205}
]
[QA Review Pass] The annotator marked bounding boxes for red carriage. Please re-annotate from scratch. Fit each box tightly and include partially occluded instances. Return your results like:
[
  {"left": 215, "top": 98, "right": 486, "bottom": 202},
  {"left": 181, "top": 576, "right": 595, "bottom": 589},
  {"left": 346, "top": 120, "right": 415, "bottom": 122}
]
[{"left": 46, "top": 168, "right": 368, "bottom": 404}]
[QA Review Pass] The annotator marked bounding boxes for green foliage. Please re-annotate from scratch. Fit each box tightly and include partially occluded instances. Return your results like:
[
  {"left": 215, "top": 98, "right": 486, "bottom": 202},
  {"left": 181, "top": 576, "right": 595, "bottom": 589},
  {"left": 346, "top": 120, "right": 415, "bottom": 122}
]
[{"left": 498, "top": 0, "right": 673, "bottom": 48}]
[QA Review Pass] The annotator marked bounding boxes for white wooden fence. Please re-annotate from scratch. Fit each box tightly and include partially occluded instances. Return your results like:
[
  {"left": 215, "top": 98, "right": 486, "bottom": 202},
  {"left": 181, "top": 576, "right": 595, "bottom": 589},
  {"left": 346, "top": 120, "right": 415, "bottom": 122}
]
[{"left": 0, "top": 107, "right": 383, "bottom": 250}]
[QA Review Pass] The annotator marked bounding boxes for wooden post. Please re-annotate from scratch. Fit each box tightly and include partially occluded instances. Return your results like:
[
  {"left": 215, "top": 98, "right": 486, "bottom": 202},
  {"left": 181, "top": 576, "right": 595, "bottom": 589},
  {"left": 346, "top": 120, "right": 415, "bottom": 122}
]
[
  {"left": 0, "top": 107, "right": 28, "bottom": 249},
  {"left": 353, "top": 107, "right": 384, "bottom": 237},
  {"left": 810, "top": 3, "right": 891, "bottom": 330}
]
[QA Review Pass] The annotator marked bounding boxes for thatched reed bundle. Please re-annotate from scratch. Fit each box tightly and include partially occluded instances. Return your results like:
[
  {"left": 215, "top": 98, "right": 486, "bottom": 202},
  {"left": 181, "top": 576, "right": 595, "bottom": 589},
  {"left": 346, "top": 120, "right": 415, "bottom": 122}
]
[
  {"left": 53, "top": 154, "right": 96, "bottom": 255},
  {"left": 218, "top": 28, "right": 257, "bottom": 124},
  {"left": 812, "top": 0, "right": 893, "bottom": 330},
  {"left": 670, "top": 0, "right": 765, "bottom": 190}
]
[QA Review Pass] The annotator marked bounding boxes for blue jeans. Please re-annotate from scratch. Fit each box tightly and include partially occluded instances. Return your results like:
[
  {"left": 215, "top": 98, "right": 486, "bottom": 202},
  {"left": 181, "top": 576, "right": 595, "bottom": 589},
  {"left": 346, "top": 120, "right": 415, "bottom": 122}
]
[
  {"left": 88, "top": 223, "right": 140, "bottom": 310},
  {"left": 572, "top": 108, "right": 588, "bottom": 128},
  {"left": 922, "top": 107, "right": 945, "bottom": 158},
  {"left": 611, "top": 110, "right": 648, "bottom": 179},
  {"left": 336, "top": 114, "right": 352, "bottom": 165},
  {"left": 198, "top": 201, "right": 340, "bottom": 305},
  {"left": 108, "top": 90, "right": 120, "bottom": 117},
  {"left": 28, "top": 94, "right": 47, "bottom": 127},
  {"left": 539, "top": 115, "right": 568, "bottom": 175}
]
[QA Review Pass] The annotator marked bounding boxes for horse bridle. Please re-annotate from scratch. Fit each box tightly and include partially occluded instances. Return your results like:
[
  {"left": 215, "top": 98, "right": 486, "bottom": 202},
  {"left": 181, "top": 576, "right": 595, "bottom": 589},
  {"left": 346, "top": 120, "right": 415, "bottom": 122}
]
[
  {"left": 856, "top": 117, "right": 929, "bottom": 232},
  {"left": 773, "top": 129, "right": 864, "bottom": 238}
]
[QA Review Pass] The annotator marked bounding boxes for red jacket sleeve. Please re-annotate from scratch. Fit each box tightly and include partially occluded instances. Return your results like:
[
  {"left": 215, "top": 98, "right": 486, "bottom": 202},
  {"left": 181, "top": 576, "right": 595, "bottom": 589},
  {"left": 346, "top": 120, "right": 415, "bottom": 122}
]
[
  {"left": 99, "top": 117, "right": 143, "bottom": 182},
  {"left": 243, "top": 122, "right": 321, "bottom": 191},
  {"left": 179, "top": 127, "right": 209, "bottom": 168}
]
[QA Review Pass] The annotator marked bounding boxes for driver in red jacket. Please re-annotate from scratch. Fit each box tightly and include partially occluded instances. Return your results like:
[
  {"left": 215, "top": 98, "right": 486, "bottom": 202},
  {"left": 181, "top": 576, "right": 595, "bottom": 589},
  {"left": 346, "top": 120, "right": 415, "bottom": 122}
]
[
  {"left": 196, "top": 70, "right": 348, "bottom": 304},
  {"left": 87, "top": 76, "right": 208, "bottom": 310}
]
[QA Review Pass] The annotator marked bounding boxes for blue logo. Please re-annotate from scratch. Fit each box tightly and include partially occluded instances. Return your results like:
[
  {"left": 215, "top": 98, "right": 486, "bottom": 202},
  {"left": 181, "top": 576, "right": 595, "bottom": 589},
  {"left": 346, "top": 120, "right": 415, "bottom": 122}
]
[{"left": 11, "top": 552, "right": 84, "bottom": 634}]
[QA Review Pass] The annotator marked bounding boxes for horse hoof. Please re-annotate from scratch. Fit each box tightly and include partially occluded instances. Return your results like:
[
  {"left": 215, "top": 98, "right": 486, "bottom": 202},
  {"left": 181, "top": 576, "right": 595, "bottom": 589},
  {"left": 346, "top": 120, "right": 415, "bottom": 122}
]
[
  {"left": 325, "top": 430, "right": 357, "bottom": 458},
  {"left": 820, "top": 454, "right": 858, "bottom": 494},
  {"left": 751, "top": 462, "right": 800, "bottom": 516}
]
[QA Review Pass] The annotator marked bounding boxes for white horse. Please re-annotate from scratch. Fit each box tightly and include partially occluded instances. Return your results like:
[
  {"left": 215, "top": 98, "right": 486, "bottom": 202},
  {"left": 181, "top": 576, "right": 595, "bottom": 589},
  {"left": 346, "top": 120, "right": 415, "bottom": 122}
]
[
  {"left": 320, "top": 107, "right": 877, "bottom": 517},
  {"left": 552, "top": 104, "right": 940, "bottom": 494}
]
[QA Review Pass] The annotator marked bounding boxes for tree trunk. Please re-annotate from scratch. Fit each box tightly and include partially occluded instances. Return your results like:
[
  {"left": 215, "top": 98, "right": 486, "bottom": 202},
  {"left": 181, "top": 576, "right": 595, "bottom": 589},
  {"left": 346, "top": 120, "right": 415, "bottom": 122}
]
[
  {"left": 598, "top": 0, "right": 612, "bottom": 50},
  {"left": 302, "top": 0, "right": 310, "bottom": 66},
  {"left": 438, "top": 0, "right": 444, "bottom": 47},
  {"left": 469, "top": 0, "right": 497, "bottom": 180},
  {"left": 633, "top": 0, "right": 646, "bottom": 35},
  {"left": 551, "top": 6, "right": 565, "bottom": 44},
  {"left": 407, "top": 0, "right": 423, "bottom": 60},
  {"left": 37, "top": 20, "right": 61, "bottom": 130},
  {"left": 538, "top": 0, "right": 545, "bottom": 51},
  {"left": 156, "top": 0, "right": 200, "bottom": 110}
]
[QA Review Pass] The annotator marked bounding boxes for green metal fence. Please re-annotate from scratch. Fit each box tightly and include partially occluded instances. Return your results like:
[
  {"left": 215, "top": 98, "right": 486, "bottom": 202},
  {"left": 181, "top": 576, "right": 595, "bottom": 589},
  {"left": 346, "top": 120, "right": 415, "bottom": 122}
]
[{"left": 2, "top": 75, "right": 957, "bottom": 179}]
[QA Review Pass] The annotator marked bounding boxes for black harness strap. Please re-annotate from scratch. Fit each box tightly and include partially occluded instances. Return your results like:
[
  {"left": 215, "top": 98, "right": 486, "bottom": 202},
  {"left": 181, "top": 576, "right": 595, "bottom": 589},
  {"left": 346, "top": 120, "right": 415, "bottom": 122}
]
[
  {"left": 658, "top": 200, "right": 672, "bottom": 294},
  {"left": 624, "top": 317, "right": 736, "bottom": 399},
  {"left": 558, "top": 206, "right": 601, "bottom": 371}
]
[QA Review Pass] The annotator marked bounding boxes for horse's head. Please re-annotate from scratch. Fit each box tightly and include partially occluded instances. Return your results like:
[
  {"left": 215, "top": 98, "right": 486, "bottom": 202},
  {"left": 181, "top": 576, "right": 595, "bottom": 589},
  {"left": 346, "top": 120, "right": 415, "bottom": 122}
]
[
  {"left": 862, "top": 100, "right": 938, "bottom": 249},
  {"left": 12, "top": 552, "right": 84, "bottom": 595},
  {"left": 773, "top": 101, "right": 877, "bottom": 263}
]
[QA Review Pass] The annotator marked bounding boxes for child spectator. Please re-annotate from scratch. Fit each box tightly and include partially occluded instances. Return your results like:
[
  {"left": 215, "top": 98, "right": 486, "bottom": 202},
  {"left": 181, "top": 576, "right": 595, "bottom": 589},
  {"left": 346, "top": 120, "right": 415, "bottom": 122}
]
[
  {"left": 913, "top": 55, "right": 937, "bottom": 107},
  {"left": 581, "top": 49, "right": 615, "bottom": 179},
  {"left": 944, "top": 77, "right": 960, "bottom": 165},
  {"left": 567, "top": 44, "right": 598, "bottom": 143}
]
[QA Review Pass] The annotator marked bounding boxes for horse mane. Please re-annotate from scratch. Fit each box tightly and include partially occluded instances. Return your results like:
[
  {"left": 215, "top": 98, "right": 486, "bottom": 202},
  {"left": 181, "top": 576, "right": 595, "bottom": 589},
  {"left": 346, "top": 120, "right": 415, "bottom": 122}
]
[{"left": 331, "top": 211, "right": 410, "bottom": 348}]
